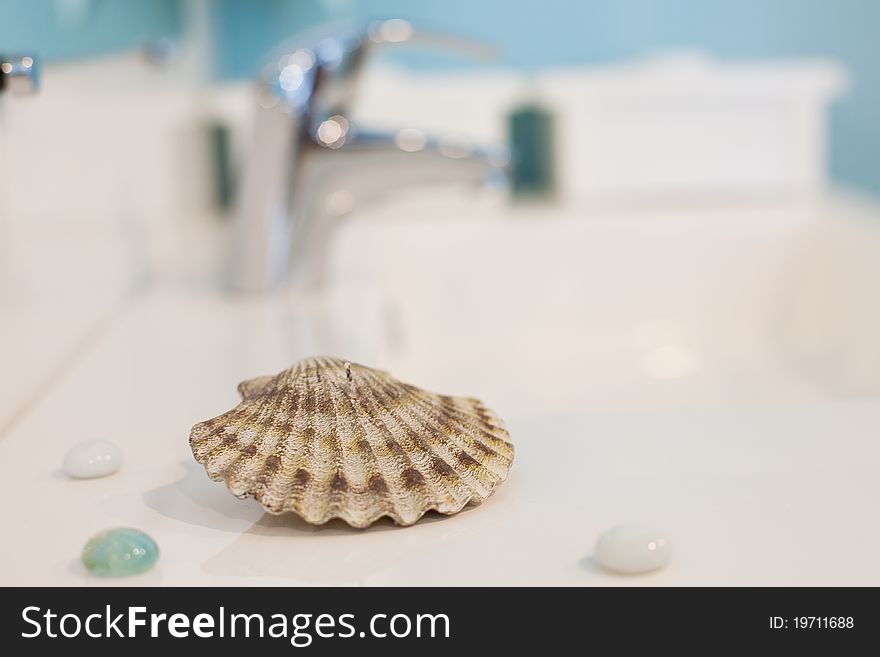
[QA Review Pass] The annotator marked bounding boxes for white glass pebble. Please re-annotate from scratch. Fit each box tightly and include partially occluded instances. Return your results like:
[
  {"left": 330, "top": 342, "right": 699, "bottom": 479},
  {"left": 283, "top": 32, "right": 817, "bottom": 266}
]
[
  {"left": 63, "top": 440, "right": 123, "bottom": 479},
  {"left": 594, "top": 525, "right": 671, "bottom": 574}
]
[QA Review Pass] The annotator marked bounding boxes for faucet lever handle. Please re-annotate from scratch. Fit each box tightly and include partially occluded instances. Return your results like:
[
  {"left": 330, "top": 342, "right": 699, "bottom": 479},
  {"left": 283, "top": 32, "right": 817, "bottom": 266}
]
[{"left": 313, "top": 19, "right": 496, "bottom": 120}]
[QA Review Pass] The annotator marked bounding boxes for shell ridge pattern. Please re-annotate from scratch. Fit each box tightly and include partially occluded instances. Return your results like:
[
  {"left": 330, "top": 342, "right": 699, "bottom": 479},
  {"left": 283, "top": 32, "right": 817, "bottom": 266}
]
[
  {"left": 359, "top": 369, "right": 514, "bottom": 477},
  {"left": 352, "top": 369, "right": 458, "bottom": 521},
  {"left": 189, "top": 356, "right": 514, "bottom": 528},
  {"left": 357, "top": 369, "right": 494, "bottom": 502}
]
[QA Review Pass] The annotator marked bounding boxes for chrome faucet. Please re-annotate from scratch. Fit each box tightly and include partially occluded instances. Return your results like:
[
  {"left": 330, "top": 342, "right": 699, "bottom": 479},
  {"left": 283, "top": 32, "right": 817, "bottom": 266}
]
[
  {"left": 229, "top": 20, "right": 504, "bottom": 293},
  {"left": 0, "top": 53, "right": 39, "bottom": 95}
]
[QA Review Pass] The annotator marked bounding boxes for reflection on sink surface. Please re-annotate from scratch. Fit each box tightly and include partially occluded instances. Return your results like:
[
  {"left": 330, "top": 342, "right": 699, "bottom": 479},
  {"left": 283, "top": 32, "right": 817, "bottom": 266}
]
[{"left": 329, "top": 196, "right": 880, "bottom": 415}]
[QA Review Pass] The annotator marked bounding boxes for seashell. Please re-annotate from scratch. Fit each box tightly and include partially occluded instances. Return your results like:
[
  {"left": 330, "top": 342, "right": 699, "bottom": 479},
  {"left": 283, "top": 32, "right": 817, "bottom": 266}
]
[{"left": 189, "top": 356, "right": 514, "bottom": 528}]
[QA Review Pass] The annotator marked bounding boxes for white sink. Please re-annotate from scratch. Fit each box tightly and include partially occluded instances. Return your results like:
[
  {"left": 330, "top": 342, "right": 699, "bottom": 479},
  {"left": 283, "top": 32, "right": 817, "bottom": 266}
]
[
  {"left": 331, "top": 194, "right": 880, "bottom": 416},
  {"left": 2, "top": 193, "right": 880, "bottom": 586}
]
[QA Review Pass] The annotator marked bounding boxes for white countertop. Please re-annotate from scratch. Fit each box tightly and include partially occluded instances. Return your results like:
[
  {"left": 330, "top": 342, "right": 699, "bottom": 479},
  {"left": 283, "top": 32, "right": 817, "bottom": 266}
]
[
  {"left": 3, "top": 198, "right": 880, "bottom": 586},
  {"left": 0, "top": 230, "right": 138, "bottom": 434},
  {"left": 2, "top": 294, "right": 879, "bottom": 585}
]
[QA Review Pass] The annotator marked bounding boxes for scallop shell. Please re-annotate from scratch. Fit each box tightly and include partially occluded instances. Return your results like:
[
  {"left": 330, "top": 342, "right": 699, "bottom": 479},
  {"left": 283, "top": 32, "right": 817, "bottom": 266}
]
[{"left": 189, "top": 356, "right": 514, "bottom": 528}]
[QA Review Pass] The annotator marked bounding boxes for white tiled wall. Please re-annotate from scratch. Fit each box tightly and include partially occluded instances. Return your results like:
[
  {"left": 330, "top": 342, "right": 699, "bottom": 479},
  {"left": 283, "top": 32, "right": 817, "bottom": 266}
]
[{"left": 0, "top": 51, "right": 847, "bottom": 236}]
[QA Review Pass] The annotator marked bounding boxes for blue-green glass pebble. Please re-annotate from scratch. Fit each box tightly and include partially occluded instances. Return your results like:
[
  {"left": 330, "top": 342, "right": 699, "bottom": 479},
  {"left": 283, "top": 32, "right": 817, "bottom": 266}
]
[{"left": 81, "top": 528, "right": 158, "bottom": 577}]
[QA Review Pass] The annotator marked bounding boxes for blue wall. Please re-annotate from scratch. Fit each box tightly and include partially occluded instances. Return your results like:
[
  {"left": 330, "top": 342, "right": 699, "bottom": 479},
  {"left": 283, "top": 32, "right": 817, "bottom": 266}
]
[
  {"left": 2, "top": 0, "right": 879, "bottom": 196},
  {"left": 0, "top": 0, "right": 182, "bottom": 60},
  {"left": 206, "top": 0, "right": 880, "bottom": 198}
]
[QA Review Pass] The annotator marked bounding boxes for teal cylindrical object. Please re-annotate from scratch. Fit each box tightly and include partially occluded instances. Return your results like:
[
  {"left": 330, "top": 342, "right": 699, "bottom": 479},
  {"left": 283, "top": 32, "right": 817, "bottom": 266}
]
[{"left": 508, "top": 102, "right": 556, "bottom": 199}]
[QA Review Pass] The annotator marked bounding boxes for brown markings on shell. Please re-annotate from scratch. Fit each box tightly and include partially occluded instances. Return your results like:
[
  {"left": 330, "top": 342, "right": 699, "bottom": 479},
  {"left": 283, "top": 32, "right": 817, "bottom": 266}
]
[
  {"left": 358, "top": 367, "right": 512, "bottom": 496},
  {"left": 400, "top": 467, "right": 427, "bottom": 489},
  {"left": 358, "top": 370, "right": 482, "bottom": 510},
  {"left": 457, "top": 450, "right": 481, "bottom": 468},
  {"left": 368, "top": 473, "right": 389, "bottom": 493},
  {"left": 343, "top": 358, "right": 506, "bottom": 508},
  {"left": 370, "top": 370, "right": 513, "bottom": 454},
  {"left": 188, "top": 356, "right": 514, "bottom": 528},
  {"left": 330, "top": 472, "right": 349, "bottom": 492}
]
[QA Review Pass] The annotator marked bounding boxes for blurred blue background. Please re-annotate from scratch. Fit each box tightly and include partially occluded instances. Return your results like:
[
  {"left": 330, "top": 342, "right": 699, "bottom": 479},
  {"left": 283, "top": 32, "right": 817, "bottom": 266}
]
[{"left": 1, "top": 0, "right": 878, "bottom": 196}]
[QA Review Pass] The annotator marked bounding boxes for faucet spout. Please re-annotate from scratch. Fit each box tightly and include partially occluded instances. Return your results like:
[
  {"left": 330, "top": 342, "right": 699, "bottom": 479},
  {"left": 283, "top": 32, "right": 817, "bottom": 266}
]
[
  {"left": 228, "top": 21, "right": 504, "bottom": 294},
  {"left": 287, "top": 129, "right": 501, "bottom": 291}
]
